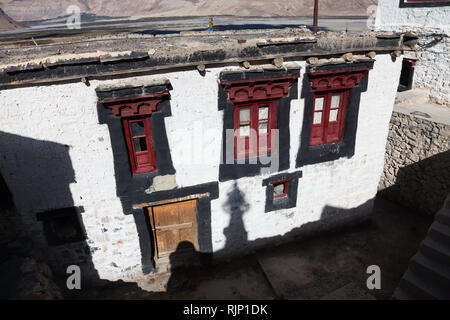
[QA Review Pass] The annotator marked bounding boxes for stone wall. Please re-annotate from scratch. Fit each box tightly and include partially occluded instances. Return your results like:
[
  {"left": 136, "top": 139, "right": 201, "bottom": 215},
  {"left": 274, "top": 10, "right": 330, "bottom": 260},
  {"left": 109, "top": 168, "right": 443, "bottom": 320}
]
[{"left": 378, "top": 111, "right": 450, "bottom": 215}]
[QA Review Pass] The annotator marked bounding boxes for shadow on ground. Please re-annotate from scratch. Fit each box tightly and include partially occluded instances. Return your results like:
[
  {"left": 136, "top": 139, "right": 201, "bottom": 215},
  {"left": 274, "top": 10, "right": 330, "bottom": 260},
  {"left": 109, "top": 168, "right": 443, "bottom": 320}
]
[
  {"left": 379, "top": 150, "right": 450, "bottom": 216},
  {"left": 133, "top": 24, "right": 329, "bottom": 36},
  {"left": 0, "top": 130, "right": 433, "bottom": 300},
  {"left": 65, "top": 192, "right": 432, "bottom": 300}
]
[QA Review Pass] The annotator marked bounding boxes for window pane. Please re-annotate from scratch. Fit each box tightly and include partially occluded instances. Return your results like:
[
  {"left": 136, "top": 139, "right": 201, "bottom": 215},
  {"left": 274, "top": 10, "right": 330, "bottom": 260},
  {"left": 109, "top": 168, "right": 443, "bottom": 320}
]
[
  {"left": 314, "top": 97, "right": 324, "bottom": 111},
  {"left": 239, "top": 107, "right": 250, "bottom": 122},
  {"left": 134, "top": 137, "right": 148, "bottom": 152},
  {"left": 273, "top": 183, "right": 285, "bottom": 196},
  {"left": 258, "top": 106, "right": 269, "bottom": 119},
  {"left": 131, "top": 121, "right": 145, "bottom": 137},
  {"left": 313, "top": 112, "right": 322, "bottom": 124},
  {"left": 240, "top": 124, "right": 250, "bottom": 136},
  {"left": 330, "top": 95, "right": 341, "bottom": 109},
  {"left": 329, "top": 109, "right": 339, "bottom": 122},
  {"left": 258, "top": 120, "right": 268, "bottom": 134}
]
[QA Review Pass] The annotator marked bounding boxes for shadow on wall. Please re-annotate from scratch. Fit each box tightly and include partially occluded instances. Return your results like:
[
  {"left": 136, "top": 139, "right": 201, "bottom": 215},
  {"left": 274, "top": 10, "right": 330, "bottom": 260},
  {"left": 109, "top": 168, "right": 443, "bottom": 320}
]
[
  {"left": 0, "top": 131, "right": 156, "bottom": 299},
  {"left": 221, "top": 182, "right": 249, "bottom": 253},
  {"left": 162, "top": 182, "right": 375, "bottom": 297},
  {"left": 215, "top": 181, "right": 374, "bottom": 259},
  {"left": 0, "top": 132, "right": 75, "bottom": 213},
  {"left": 379, "top": 150, "right": 450, "bottom": 216},
  {"left": 0, "top": 171, "right": 13, "bottom": 211},
  {"left": 0, "top": 130, "right": 375, "bottom": 298}
]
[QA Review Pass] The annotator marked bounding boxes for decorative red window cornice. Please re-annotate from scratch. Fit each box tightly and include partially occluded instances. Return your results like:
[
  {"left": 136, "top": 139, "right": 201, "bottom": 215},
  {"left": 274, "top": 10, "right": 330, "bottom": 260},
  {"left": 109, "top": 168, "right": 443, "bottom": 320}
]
[
  {"left": 307, "top": 67, "right": 373, "bottom": 92},
  {"left": 221, "top": 75, "right": 298, "bottom": 103},
  {"left": 98, "top": 90, "right": 170, "bottom": 117}
]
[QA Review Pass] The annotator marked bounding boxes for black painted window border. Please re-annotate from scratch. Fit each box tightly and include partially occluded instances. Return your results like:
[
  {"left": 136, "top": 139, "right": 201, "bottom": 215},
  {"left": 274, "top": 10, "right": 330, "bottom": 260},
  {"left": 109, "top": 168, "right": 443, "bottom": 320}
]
[
  {"left": 400, "top": 0, "right": 450, "bottom": 7},
  {"left": 262, "top": 171, "right": 302, "bottom": 213},
  {"left": 218, "top": 68, "right": 300, "bottom": 182},
  {"left": 296, "top": 61, "right": 374, "bottom": 167},
  {"left": 36, "top": 206, "right": 86, "bottom": 246}
]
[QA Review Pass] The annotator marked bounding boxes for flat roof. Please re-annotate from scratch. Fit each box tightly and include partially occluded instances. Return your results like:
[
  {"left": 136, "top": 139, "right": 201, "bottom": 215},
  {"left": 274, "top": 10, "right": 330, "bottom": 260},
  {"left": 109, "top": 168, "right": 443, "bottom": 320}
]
[{"left": 0, "top": 28, "right": 417, "bottom": 89}]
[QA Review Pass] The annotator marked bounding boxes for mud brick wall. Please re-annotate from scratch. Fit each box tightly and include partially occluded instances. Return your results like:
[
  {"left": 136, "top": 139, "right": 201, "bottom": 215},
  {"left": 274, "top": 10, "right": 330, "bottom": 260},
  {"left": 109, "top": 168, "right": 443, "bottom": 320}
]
[{"left": 378, "top": 111, "right": 450, "bottom": 215}]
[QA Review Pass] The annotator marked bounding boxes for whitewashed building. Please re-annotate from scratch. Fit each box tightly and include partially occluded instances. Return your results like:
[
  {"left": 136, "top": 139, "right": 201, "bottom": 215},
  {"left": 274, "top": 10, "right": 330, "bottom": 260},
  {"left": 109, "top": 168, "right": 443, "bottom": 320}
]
[
  {"left": 375, "top": 0, "right": 450, "bottom": 105},
  {"left": 0, "top": 29, "right": 412, "bottom": 284}
]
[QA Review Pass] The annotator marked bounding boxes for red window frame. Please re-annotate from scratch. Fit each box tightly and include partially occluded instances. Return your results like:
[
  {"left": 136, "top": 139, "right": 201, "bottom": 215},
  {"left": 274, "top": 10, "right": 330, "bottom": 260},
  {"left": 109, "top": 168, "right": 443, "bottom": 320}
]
[
  {"left": 310, "top": 90, "right": 349, "bottom": 146},
  {"left": 270, "top": 179, "right": 291, "bottom": 199},
  {"left": 221, "top": 75, "right": 298, "bottom": 160},
  {"left": 99, "top": 90, "right": 170, "bottom": 175},
  {"left": 122, "top": 116, "right": 157, "bottom": 174},
  {"left": 234, "top": 100, "right": 278, "bottom": 159}
]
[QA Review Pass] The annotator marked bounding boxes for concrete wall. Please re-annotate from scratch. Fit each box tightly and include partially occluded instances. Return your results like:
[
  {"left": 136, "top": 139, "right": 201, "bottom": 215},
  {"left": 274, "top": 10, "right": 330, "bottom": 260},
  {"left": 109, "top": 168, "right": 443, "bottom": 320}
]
[
  {"left": 378, "top": 110, "right": 450, "bottom": 215},
  {"left": 375, "top": 0, "right": 450, "bottom": 105},
  {"left": 0, "top": 54, "right": 402, "bottom": 283}
]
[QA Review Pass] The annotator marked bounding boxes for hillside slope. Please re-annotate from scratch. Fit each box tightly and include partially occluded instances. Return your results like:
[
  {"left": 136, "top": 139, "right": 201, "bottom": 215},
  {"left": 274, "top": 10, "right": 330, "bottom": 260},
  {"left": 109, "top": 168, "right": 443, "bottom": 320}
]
[
  {"left": 0, "top": 7, "right": 22, "bottom": 30},
  {"left": 1, "top": 0, "right": 377, "bottom": 22}
]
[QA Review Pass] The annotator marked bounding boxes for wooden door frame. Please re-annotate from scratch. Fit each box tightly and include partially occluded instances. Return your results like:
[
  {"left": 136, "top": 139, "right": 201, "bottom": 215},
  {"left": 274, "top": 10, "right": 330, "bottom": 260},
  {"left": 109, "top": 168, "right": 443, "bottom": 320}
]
[{"left": 147, "top": 199, "right": 199, "bottom": 262}]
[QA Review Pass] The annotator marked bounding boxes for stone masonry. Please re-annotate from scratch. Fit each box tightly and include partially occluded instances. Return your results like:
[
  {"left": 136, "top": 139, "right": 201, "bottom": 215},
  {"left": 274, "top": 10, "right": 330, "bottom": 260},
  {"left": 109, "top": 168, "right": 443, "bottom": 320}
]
[{"left": 379, "top": 111, "right": 450, "bottom": 216}]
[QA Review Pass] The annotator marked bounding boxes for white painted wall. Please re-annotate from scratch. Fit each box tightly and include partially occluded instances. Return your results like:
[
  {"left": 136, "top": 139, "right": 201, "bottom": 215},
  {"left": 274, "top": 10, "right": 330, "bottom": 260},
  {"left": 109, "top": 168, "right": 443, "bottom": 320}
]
[
  {"left": 375, "top": 0, "right": 449, "bottom": 33},
  {"left": 0, "top": 54, "right": 402, "bottom": 283},
  {"left": 375, "top": 0, "right": 450, "bottom": 105}
]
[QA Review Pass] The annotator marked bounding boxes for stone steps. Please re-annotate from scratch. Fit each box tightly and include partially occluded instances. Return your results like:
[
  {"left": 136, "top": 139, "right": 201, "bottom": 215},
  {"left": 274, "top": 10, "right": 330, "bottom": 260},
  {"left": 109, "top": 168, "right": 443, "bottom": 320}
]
[
  {"left": 393, "top": 202, "right": 450, "bottom": 300},
  {"left": 398, "top": 269, "right": 449, "bottom": 299},
  {"left": 409, "top": 252, "right": 450, "bottom": 289},
  {"left": 421, "top": 237, "right": 450, "bottom": 266},
  {"left": 436, "top": 208, "right": 450, "bottom": 227},
  {"left": 393, "top": 287, "right": 415, "bottom": 300},
  {"left": 429, "top": 220, "right": 450, "bottom": 246}
]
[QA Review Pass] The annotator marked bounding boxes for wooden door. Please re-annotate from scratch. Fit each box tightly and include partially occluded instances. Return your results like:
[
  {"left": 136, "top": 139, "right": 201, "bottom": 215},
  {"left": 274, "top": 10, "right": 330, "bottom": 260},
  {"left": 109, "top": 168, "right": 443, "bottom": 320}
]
[{"left": 148, "top": 199, "right": 198, "bottom": 260}]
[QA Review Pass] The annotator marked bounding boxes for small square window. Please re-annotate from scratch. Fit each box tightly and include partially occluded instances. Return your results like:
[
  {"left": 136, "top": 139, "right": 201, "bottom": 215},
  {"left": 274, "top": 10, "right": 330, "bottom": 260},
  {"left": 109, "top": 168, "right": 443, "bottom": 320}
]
[
  {"left": 36, "top": 207, "right": 85, "bottom": 246},
  {"left": 263, "top": 172, "right": 302, "bottom": 213},
  {"left": 329, "top": 109, "right": 339, "bottom": 122},
  {"left": 239, "top": 107, "right": 251, "bottom": 122},
  {"left": 315, "top": 97, "right": 324, "bottom": 111},
  {"left": 313, "top": 112, "right": 323, "bottom": 124},
  {"left": 258, "top": 106, "right": 269, "bottom": 119},
  {"left": 330, "top": 95, "right": 341, "bottom": 108},
  {"left": 258, "top": 121, "right": 268, "bottom": 134},
  {"left": 271, "top": 180, "right": 290, "bottom": 199},
  {"left": 273, "top": 183, "right": 286, "bottom": 198},
  {"left": 131, "top": 121, "right": 146, "bottom": 136},
  {"left": 240, "top": 124, "right": 250, "bottom": 136},
  {"left": 133, "top": 137, "right": 148, "bottom": 152}
]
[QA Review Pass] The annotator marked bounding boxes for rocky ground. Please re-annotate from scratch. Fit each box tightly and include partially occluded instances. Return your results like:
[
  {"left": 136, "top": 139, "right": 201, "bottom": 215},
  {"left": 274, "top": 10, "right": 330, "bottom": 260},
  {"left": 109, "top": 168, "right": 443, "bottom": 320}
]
[{"left": 0, "top": 206, "right": 62, "bottom": 299}]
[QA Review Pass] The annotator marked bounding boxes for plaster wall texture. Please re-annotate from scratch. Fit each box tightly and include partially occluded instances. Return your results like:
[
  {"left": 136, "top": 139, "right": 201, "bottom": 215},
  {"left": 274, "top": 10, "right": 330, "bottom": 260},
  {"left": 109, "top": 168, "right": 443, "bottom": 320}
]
[
  {"left": 0, "top": 54, "right": 401, "bottom": 282},
  {"left": 375, "top": 0, "right": 450, "bottom": 105}
]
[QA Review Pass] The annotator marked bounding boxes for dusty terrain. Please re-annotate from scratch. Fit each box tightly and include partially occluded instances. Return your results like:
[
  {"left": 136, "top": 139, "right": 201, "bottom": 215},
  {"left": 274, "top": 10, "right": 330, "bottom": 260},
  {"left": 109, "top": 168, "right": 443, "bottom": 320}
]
[
  {"left": 0, "top": 8, "right": 21, "bottom": 30},
  {"left": 61, "top": 197, "right": 432, "bottom": 300},
  {"left": 1, "top": 0, "right": 378, "bottom": 22}
]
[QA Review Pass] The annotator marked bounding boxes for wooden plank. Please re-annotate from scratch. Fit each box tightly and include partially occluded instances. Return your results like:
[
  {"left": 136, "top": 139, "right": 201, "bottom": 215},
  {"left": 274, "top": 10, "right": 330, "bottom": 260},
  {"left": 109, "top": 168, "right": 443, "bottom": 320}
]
[
  {"left": 154, "top": 222, "right": 193, "bottom": 231},
  {"left": 0, "top": 40, "right": 411, "bottom": 89},
  {"left": 149, "top": 199, "right": 198, "bottom": 260},
  {"left": 133, "top": 192, "right": 209, "bottom": 209}
]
